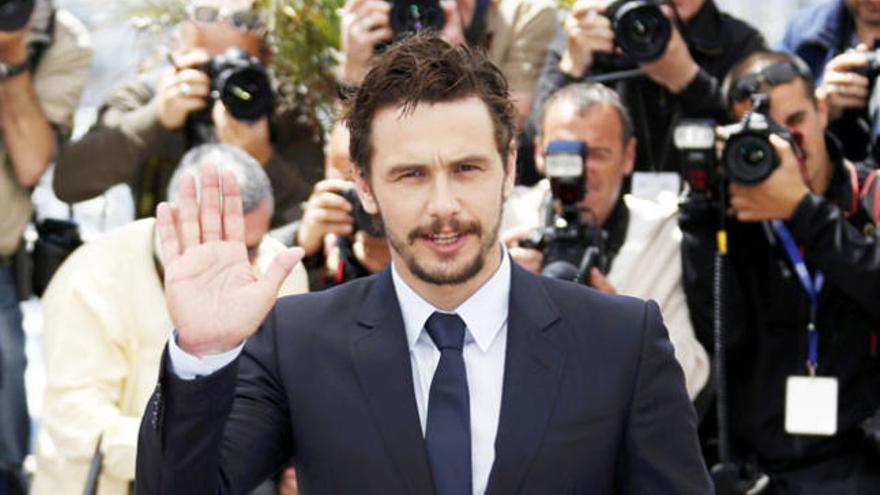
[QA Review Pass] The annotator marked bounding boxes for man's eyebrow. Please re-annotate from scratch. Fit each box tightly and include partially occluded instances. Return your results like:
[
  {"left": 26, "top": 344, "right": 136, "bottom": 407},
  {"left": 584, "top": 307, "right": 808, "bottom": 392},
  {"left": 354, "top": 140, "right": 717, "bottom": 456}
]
[{"left": 785, "top": 110, "right": 806, "bottom": 125}]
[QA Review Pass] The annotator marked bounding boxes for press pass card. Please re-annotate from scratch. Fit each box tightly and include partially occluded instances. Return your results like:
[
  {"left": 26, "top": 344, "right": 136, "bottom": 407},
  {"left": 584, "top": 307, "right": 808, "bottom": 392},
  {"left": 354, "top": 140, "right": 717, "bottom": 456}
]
[
  {"left": 785, "top": 375, "right": 838, "bottom": 436},
  {"left": 630, "top": 172, "right": 681, "bottom": 200}
]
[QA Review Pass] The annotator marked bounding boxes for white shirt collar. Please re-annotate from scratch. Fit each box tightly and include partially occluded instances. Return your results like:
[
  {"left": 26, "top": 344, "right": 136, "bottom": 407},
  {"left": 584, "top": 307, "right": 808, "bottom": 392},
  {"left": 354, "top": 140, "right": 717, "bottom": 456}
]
[{"left": 391, "top": 244, "right": 511, "bottom": 353}]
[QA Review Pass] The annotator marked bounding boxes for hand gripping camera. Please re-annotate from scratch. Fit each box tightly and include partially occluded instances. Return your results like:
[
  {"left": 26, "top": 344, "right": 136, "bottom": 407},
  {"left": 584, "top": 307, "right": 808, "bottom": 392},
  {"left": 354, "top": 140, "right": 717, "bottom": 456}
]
[
  {"left": 674, "top": 95, "right": 803, "bottom": 200},
  {"left": 520, "top": 140, "right": 608, "bottom": 284},
  {"left": 605, "top": 0, "right": 671, "bottom": 64},
  {"left": 722, "top": 94, "right": 803, "bottom": 186},
  {"left": 387, "top": 0, "right": 445, "bottom": 38},
  {"left": 340, "top": 187, "right": 385, "bottom": 238}
]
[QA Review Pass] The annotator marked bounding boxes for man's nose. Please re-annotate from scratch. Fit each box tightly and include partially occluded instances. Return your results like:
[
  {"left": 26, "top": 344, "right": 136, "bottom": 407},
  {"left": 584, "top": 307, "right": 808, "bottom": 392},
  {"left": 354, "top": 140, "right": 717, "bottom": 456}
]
[{"left": 426, "top": 174, "right": 461, "bottom": 218}]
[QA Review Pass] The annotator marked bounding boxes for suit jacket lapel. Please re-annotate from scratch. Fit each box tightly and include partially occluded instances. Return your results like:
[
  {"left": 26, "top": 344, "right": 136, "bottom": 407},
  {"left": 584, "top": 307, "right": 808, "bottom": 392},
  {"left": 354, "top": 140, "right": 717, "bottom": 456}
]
[
  {"left": 486, "top": 263, "right": 566, "bottom": 495},
  {"left": 350, "top": 268, "right": 435, "bottom": 495}
]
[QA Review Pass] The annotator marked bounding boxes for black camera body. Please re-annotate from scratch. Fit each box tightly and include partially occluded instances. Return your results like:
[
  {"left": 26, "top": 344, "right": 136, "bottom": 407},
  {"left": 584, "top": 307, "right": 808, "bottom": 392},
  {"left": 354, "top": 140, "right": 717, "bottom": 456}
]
[
  {"left": 604, "top": 0, "right": 671, "bottom": 64},
  {"left": 521, "top": 140, "right": 608, "bottom": 283},
  {"left": 203, "top": 47, "right": 274, "bottom": 122},
  {"left": 340, "top": 187, "right": 385, "bottom": 238},
  {"left": 0, "top": 0, "right": 35, "bottom": 32},
  {"left": 186, "top": 47, "right": 274, "bottom": 146},
  {"left": 387, "top": 0, "right": 445, "bottom": 38},
  {"left": 722, "top": 94, "right": 801, "bottom": 186}
]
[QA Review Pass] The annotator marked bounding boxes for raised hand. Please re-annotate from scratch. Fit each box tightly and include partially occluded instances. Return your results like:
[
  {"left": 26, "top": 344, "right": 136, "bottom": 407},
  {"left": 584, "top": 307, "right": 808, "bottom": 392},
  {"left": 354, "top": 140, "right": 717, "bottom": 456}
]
[{"left": 157, "top": 163, "right": 304, "bottom": 357}]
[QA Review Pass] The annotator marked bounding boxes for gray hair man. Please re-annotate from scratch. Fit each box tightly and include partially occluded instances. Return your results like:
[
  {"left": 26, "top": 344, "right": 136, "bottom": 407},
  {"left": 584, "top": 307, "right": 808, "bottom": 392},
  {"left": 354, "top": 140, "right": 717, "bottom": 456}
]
[
  {"left": 502, "top": 82, "right": 710, "bottom": 400},
  {"left": 32, "top": 143, "right": 305, "bottom": 495}
]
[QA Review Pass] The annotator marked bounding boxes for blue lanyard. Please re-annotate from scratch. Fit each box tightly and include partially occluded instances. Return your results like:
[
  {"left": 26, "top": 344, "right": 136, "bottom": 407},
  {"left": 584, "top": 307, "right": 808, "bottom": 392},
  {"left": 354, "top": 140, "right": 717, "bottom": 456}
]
[{"left": 770, "top": 220, "right": 824, "bottom": 375}]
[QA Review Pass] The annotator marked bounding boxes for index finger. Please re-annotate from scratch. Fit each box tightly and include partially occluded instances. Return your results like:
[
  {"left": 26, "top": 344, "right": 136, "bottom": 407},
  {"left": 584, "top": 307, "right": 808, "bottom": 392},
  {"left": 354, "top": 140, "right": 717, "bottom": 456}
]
[
  {"left": 314, "top": 178, "right": 356, "bottom": 194},
  {"left": 171, "top": 49, "right": 210, "bottom": 70},
  {"left": 826, "top": 51, "right": 870, "bottom": 72},
  {"left": 571, "top": 0, "right": 607, "bottom": 17}
]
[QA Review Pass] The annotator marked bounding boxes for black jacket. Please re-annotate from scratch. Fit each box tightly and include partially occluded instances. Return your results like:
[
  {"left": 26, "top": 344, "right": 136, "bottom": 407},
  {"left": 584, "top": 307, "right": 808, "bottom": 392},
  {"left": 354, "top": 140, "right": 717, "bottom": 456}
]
[
  {"left": 680, "top": 136, "right": 880, "bottom": 477},
  {"left": 519, "top": 0, "right": 765, "bottom": 183},
  {"left": 136, "top": 263, "right": 711, "bottom": 494}
]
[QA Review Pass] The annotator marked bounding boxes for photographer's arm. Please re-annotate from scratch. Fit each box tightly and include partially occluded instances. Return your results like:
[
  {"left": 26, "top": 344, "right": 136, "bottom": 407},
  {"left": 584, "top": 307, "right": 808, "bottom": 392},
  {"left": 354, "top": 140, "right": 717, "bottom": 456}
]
[
  {"left": 0, "top": 32, "right": 54, "bottom": 187},
  {"left": 788, "top": 189, "right": 880, "bottom": 321},
  {"left": 54, "top": 53, "right": 209, "bottom": 203}
]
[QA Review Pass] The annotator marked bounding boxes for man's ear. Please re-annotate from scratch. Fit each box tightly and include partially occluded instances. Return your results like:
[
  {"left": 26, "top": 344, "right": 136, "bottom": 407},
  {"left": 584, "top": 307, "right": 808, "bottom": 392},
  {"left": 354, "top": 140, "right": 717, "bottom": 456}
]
[
  {"left": 816, "top": 92, "right": 829, "bottom": 129},
  {"left": 503, "top": 144, "right": 517, "bottom": 200},
  {"left": 623, "top": 137, "right": 637, "bottom": 176},
  {"left": 353, "top": 165, "right": 379, "bottom": 215}
]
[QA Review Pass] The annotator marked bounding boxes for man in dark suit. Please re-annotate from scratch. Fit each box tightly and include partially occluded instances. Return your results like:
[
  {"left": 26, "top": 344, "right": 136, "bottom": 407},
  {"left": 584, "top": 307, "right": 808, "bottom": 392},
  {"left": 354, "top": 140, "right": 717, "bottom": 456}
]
[{"left": 136, "top": 33, "right": 712, "bottom": 494}]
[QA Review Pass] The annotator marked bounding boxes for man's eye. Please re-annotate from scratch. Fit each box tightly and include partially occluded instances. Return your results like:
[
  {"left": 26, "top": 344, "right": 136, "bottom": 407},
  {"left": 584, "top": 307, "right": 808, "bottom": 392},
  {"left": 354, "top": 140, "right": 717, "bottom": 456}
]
[{"left": 457, "top": 163, "right": 479, "bottom": 173}]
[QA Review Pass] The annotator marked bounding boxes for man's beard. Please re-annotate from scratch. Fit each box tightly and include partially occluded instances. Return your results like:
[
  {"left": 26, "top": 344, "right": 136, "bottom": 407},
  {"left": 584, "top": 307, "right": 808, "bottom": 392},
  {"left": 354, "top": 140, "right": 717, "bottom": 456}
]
[{"left": 379, "top": 201, "right": 503, "bottom": 286}]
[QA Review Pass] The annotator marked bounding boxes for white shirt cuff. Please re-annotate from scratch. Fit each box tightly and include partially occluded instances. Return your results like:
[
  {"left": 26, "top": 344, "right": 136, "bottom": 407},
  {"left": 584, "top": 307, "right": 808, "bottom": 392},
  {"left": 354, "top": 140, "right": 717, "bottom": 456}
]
[{"left": 167, "top": 330, "right": 245, "bottom": 380}]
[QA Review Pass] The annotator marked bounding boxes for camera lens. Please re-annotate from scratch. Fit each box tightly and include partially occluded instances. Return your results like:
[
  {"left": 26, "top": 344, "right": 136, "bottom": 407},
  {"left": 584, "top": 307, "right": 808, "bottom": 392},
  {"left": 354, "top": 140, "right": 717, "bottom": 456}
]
[
  {"left": 723, "top": 133, "right": 778, "bottom": 185},
  {"left": 609, "top": 0, "right": 671, "bottom": 64},
  {"left": 0, "top": 0, "right": 35, "bottom": 32},
  {"left": 389, "top": 0, "right": 445, "bottom": 38}
]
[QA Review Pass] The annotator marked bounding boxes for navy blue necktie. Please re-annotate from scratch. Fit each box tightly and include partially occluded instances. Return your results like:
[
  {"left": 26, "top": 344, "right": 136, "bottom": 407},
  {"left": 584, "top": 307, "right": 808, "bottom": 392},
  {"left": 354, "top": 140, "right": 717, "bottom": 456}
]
[{"left": 424, "top": 312, "right": 472, "bottom": 495}]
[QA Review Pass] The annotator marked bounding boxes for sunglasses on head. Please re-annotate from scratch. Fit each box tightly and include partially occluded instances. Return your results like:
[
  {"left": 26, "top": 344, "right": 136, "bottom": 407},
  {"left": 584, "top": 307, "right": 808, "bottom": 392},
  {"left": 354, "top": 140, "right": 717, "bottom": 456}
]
[
  {"left": 187, "top": 4, "right": 264, "bottom": 33},
  {"left": 728, "top": 60, "right": 812, "bottom": 107}
]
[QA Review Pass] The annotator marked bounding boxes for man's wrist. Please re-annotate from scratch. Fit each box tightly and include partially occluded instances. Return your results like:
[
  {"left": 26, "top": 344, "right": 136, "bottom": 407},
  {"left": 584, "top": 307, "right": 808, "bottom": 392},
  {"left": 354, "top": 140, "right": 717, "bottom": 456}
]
[
  {"left": 559, "top": 51, "right": 588, "bottom": 79},
  {"left": 0, "top": 41, "right": 27, "bottom": 66},
  {"left": 666, "top": 61, "right": 700, "bottom": 94}
]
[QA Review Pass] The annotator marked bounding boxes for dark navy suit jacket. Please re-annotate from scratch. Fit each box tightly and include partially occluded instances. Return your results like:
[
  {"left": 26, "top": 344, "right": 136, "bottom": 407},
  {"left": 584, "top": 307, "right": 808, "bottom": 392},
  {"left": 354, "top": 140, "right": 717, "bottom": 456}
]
[{"left": 135, "top": 262, "right": 713, "bottom": 494}]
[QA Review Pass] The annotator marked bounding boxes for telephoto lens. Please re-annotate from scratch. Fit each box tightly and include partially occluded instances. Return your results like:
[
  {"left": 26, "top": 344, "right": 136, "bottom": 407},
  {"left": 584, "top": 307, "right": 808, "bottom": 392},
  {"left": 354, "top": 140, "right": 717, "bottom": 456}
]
[
  {"left": 604, "top": 0, "right": 671, "bottom": 64},
  {"left": 0, "top": 0, "right": 35, "bottom": 32},
  {"left": 206, "top": 47, "right": 274, "bottom": 122},
  {"left": 721, "top": 95, "right": 800, "bottom": 186},
  {"left": 388, "top": 0, "right": 445, "bottom": 38}
]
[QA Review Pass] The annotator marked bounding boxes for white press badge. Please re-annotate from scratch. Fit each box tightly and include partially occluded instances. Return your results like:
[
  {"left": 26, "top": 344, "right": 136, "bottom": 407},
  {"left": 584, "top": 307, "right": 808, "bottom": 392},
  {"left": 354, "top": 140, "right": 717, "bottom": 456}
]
[
  {"left": 630, "top": 172, "right": 681, "bottom": 201},
  {"left": 785, "top": 375, "right": 838, "bottom": 436}
]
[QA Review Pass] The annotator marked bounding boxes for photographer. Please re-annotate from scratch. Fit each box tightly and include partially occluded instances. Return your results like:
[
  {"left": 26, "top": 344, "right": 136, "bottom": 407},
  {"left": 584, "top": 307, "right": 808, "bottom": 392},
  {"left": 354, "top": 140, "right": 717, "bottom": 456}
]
[
  {"left": 53, "top": 0, "right": 323, "bottom": 227},
  {"left": 32, "top": 144, "right": 307, "bottom": 495},
  {"left": 502, "top": 82, "right": 709, "bottom": 399},
  {"left": 680, "top": 50, "right": 880, "bottom": 493},
  {"left": 338, "top": 0, "right": 558, "bottom": 126},
  {"left": 521, "top": 0, "right": 764, "bottom": 183},
  {"left": 0, "top": 0, "right": 91, "bottom": 491},
  {"left": 780, "top": 0, "right": 880, "bottom": 162},
  {"left": 291, "top": 122, "right": 390, "bottom": 289}
]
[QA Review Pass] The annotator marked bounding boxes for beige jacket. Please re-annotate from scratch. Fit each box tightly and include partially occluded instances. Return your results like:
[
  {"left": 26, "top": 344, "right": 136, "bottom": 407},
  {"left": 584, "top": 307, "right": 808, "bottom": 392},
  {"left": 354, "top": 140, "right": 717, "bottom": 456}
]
[
  {"left": 0, "top": 9, "right": 91, "bottom": 256},
  {"left": 31, "top": 218, "right": 308, "bottom": 495},
  {"left": 502, "top": 181, "right": 710, "bottom": 399}
]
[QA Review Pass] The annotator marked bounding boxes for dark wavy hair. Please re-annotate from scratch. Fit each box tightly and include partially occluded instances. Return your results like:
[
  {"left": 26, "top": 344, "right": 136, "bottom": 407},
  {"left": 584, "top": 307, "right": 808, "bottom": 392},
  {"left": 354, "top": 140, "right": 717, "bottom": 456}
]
[{"left": 343, "top": 33, "right": 517, "bottom": 179}]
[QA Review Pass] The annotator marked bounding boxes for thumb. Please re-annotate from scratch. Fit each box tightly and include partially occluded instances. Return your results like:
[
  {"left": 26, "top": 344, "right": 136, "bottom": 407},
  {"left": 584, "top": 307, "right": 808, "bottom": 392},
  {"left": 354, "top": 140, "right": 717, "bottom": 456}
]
[
  {"left": 260, "top": 247, "right": 305, "bottom": 295},
  {"left": 589, "top": 267, "right": 617, "bottom": 294}
]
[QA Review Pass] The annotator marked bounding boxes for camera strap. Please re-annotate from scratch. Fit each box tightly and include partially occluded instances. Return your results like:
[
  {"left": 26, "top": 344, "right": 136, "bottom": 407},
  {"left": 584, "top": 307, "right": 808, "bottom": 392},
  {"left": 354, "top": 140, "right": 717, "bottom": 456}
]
[{"left": 770, "top": 220, "right": 824, "bottom": 375}]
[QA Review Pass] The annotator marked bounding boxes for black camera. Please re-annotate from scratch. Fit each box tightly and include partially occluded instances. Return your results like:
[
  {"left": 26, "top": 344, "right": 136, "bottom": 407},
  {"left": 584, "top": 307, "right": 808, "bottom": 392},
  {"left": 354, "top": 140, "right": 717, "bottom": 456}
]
[
  {"left": 388, "top": 0, "right": 445, "bottom": 38},
  {"left": 203, "top": 47, "right": 274, "bottom": 122},
  {"left": 521, "top": 140, "right": 608, "bottom": 283},
  {"left": 605, "top": 0, "right": 671, "bottom": 64},
  {"left": 722, "top": 94, "right": 802, "bottom": 186},
  {"left": 186, "top": 47, "right": 274, "bottom": 146},
  {"left": 340, "top": 187, "right": 385, "bottom": 238},
  {"left": 0, "top": 0, "right": 34, "bottom": 32}
]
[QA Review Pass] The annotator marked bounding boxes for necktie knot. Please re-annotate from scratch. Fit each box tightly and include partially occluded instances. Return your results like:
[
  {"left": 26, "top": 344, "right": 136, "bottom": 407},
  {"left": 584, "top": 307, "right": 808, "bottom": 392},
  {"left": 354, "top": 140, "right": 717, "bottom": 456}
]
[{"left": 425, "top": 312, "right": 466, "bottom": 352}]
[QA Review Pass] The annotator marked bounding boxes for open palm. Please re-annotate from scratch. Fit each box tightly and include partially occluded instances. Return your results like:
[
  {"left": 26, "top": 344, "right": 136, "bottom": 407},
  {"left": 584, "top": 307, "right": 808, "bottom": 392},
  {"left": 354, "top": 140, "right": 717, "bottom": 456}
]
[{"left": 157, "top": 163, "right": 303, "bottom": 357}]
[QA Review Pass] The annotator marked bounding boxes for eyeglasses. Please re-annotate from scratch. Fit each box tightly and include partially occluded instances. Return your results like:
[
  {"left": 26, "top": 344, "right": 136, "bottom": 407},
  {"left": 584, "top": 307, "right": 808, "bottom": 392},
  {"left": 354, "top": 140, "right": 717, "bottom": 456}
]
[
  {"left": 728, "top": 60, "right": 812, "bottom": 106},
  {"left": 186, "top": 4, "right": 265, "bottom": 33}
]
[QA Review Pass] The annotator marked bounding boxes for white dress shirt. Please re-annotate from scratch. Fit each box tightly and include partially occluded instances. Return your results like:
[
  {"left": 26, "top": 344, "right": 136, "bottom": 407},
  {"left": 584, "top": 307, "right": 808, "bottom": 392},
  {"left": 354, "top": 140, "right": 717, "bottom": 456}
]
[
  {"left": 391, "top": 251, "right": 510, "bottom": 495},
  {"left": 168, "top": 249, "right": 511, "bottom": 495}
]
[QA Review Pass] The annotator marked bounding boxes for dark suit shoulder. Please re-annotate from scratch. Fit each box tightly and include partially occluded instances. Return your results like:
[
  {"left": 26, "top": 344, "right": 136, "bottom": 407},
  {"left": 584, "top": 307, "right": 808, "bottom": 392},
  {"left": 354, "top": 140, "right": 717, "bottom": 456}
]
[{"left": 535, "top": 273, "right": 654, "bottom": 336}]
